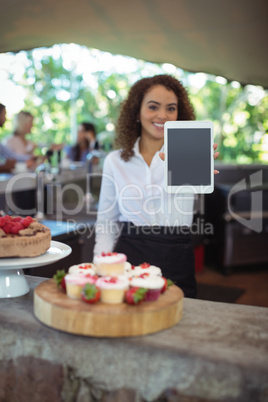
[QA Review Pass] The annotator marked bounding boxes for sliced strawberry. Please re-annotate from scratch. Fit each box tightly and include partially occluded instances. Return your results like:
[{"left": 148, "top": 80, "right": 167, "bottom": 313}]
[
  {"left": 139, "top": 273, "right": 150, "bottom": 279},
  {"left": 84, "top": 274, "right": 99, "bottom": 282},
  {"left": 53, "top": 270, "right": 67, "bottom": 291},
  {"left": 125, "top": 287, "right": 147, "bottom": 305},
  {"left": 79, "top": 264, "right": 93, "bottom": 269},
  {"left": 161, "top": 278, "right": 174, "bottom": 293},
  {"left": 104, "top": 276, "right": 118, "bottom": 284},
  {"left": 81, "top": 283, "right": 100, "bottom": 304},
  {"left": 139, "top": 262, "right": 150, "bottom": 269}
]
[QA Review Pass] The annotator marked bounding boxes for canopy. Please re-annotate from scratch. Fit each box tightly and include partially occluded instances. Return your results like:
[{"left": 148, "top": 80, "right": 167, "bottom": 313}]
[{"left": 1, "top": 0, "right": 267, "bottom": 87}]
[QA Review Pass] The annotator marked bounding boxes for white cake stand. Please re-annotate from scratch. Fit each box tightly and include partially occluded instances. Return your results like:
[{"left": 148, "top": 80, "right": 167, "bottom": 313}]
[{"left": 0, "top": 241, "right": 72, "bottom": 298}]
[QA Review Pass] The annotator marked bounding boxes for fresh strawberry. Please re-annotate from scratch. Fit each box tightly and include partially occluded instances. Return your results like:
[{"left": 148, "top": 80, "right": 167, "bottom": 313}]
[
  {"left": 10, "top": 222, "right": 24, "bottom": 234},
  {"left": 81, "top": 283, "right": 100, "bottom": 304},
  {"left": 125, "top": 287, "right": 147, "bottom": 305},
  {"left": 161, "top": 278, "right": 174, "bottom": 293},
  {"left": 2, "top": 222, "right": 12, "bottom": 234},
  {"left": 12, "top": 216, "right": 22, "bottom": 222},
  {"left": 21, "top": 216, "right": 34, "bottom": 228},
  {"left": 53, "top": 270, "right": 67, "bottom": 291},
  {"left": 139, "top": 262, "right": 150, "bottom": 269}
]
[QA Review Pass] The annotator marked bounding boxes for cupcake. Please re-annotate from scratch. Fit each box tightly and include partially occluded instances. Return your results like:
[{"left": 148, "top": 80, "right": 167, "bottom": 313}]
[
  {"left": 68, "top": 262, "right": 96, "bottom": 276},
  {"left": 134, "top": 262, "right": 162, "bottom": 277},
  {"left": 130, "top": 276, "right": 165, "bottom": 301},
  {"left": 65, "top": 273, "right": 98, "bottom": 300},
  {"left": 94, "top": 252, "right": 127, "bottom": 276},
  {"left": 96, "top": 276, "right": 129, "bottom": 304},
  {"left": 124, "top": 261, "right": 132, "bottom": 273}
]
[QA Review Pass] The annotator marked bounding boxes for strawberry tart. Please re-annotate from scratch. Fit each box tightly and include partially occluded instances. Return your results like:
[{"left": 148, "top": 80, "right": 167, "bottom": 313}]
[
  {"left": 0, "top": 215, "right": 51, "bottom": 258},
  {"left": 94, "top": 252, "right": 127, "bottom": 276},
  {"left": 96, "top": 275, "right": 129, "bottom": 304}
]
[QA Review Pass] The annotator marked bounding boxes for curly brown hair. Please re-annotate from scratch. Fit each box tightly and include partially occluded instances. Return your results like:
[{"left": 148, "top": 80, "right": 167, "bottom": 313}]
[{"left": 115, "top": 74, "right": 195, "bottom": 161}]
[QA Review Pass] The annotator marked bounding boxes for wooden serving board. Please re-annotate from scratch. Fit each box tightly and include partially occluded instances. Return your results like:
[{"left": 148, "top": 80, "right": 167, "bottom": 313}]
[{"left": 34, "top": 279, "right": 184, "bottom": 337}]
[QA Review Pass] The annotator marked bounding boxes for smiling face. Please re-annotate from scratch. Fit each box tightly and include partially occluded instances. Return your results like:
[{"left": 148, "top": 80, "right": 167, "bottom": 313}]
[{"left": 139, "top": 85, "right": 178, "bottom": 142}]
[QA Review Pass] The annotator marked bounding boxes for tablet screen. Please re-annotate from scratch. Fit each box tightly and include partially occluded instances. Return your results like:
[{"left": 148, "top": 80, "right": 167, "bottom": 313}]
[
  {"left": 164, "top": 121, "right": 214, "bottom": 194},
  {"left": 167, "top": 128, "right": 211, "bottom": 185}
]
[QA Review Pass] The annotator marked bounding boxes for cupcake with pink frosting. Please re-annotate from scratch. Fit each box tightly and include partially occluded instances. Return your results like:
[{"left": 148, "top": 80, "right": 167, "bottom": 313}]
[
  {"left": 130, "top": 275, "right": 165, "bottom": 301},
  {"left": 94, "top": 252, "right": 127, "bottom": 276},
  {"left": 65, "top": 273, "right": 98, "bottom": 300},
  {"left": 96, "top": 275, "right": 129, "bottom": 304}
]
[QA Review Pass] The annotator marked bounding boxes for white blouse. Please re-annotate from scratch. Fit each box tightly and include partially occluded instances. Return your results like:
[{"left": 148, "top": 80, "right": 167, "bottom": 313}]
[
  {"left": 5, "top": 136, "right": 35, "bottom": 155},
  {"left": 94, "top": 138, "right": 194, "bottom": 256}
]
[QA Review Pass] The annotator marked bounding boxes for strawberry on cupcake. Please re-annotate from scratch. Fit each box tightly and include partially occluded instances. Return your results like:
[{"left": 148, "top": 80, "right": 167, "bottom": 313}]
[
  {"left": 68, "top": 262, "right": 96, "bottom": 276},
  {"left": 65, "top": 273, "right": 98, "bottom": 300}
]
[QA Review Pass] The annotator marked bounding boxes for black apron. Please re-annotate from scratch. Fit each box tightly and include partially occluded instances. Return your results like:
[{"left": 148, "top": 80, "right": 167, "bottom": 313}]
[{"left": 113, "top": 222, "right": 196, "bottom": 298}]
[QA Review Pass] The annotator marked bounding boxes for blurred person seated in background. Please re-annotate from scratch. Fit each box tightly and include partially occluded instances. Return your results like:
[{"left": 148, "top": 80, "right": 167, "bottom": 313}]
[
  {"left": 86, "top": 122, "right": 99, "bottom": 152},
  {"left": 65, "top": 122, "right": 99, "bottom": 163},
  {"left": 0, "top": 104, "right": 38, "bottom": 173},
  {"left": 0, "top": 103, "right": 6, "bottom": 128},
  {"left": 5, "top": 110, "right": 36, "bottom": 156}
]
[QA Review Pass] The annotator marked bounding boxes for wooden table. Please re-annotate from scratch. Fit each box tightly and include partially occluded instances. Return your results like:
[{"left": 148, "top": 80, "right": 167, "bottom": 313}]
[{"left": 0, "top": 276, "right": 267, "bottom": 402}]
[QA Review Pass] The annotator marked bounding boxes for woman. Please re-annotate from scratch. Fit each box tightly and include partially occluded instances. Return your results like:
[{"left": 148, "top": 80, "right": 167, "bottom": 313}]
[
  {"left": 6, "top": 111, "right": 36, "bottom": 155},
  {"left": 94, "top": 74, "right": 219, "bottom": 298},
  {"left": 66, "top": 122, "right": 97, "bottom": 162}
]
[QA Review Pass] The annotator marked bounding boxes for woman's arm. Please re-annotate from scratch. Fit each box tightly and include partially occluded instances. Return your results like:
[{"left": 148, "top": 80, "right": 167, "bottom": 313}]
[{"left": 0, "top": 143, "right": 30, "bottom": 162}]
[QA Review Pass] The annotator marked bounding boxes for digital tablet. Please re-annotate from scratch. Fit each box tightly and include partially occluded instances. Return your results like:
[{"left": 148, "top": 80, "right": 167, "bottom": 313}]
[{"left": 164, "top": 121, "right": 214, "bottom": 194}]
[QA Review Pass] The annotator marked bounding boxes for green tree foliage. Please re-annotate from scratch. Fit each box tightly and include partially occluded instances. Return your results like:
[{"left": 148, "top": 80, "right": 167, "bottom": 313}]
[{"left": 1, "top": 45, "right": 267, "bottom": 162}]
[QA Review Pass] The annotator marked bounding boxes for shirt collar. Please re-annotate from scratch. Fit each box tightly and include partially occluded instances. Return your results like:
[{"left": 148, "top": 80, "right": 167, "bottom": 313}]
[
  {"left": 133, "top": 137, "right": 164, "bottom": 157},
  {"left": 133, "top": 137, "right": 141, "bottom": 157}
]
